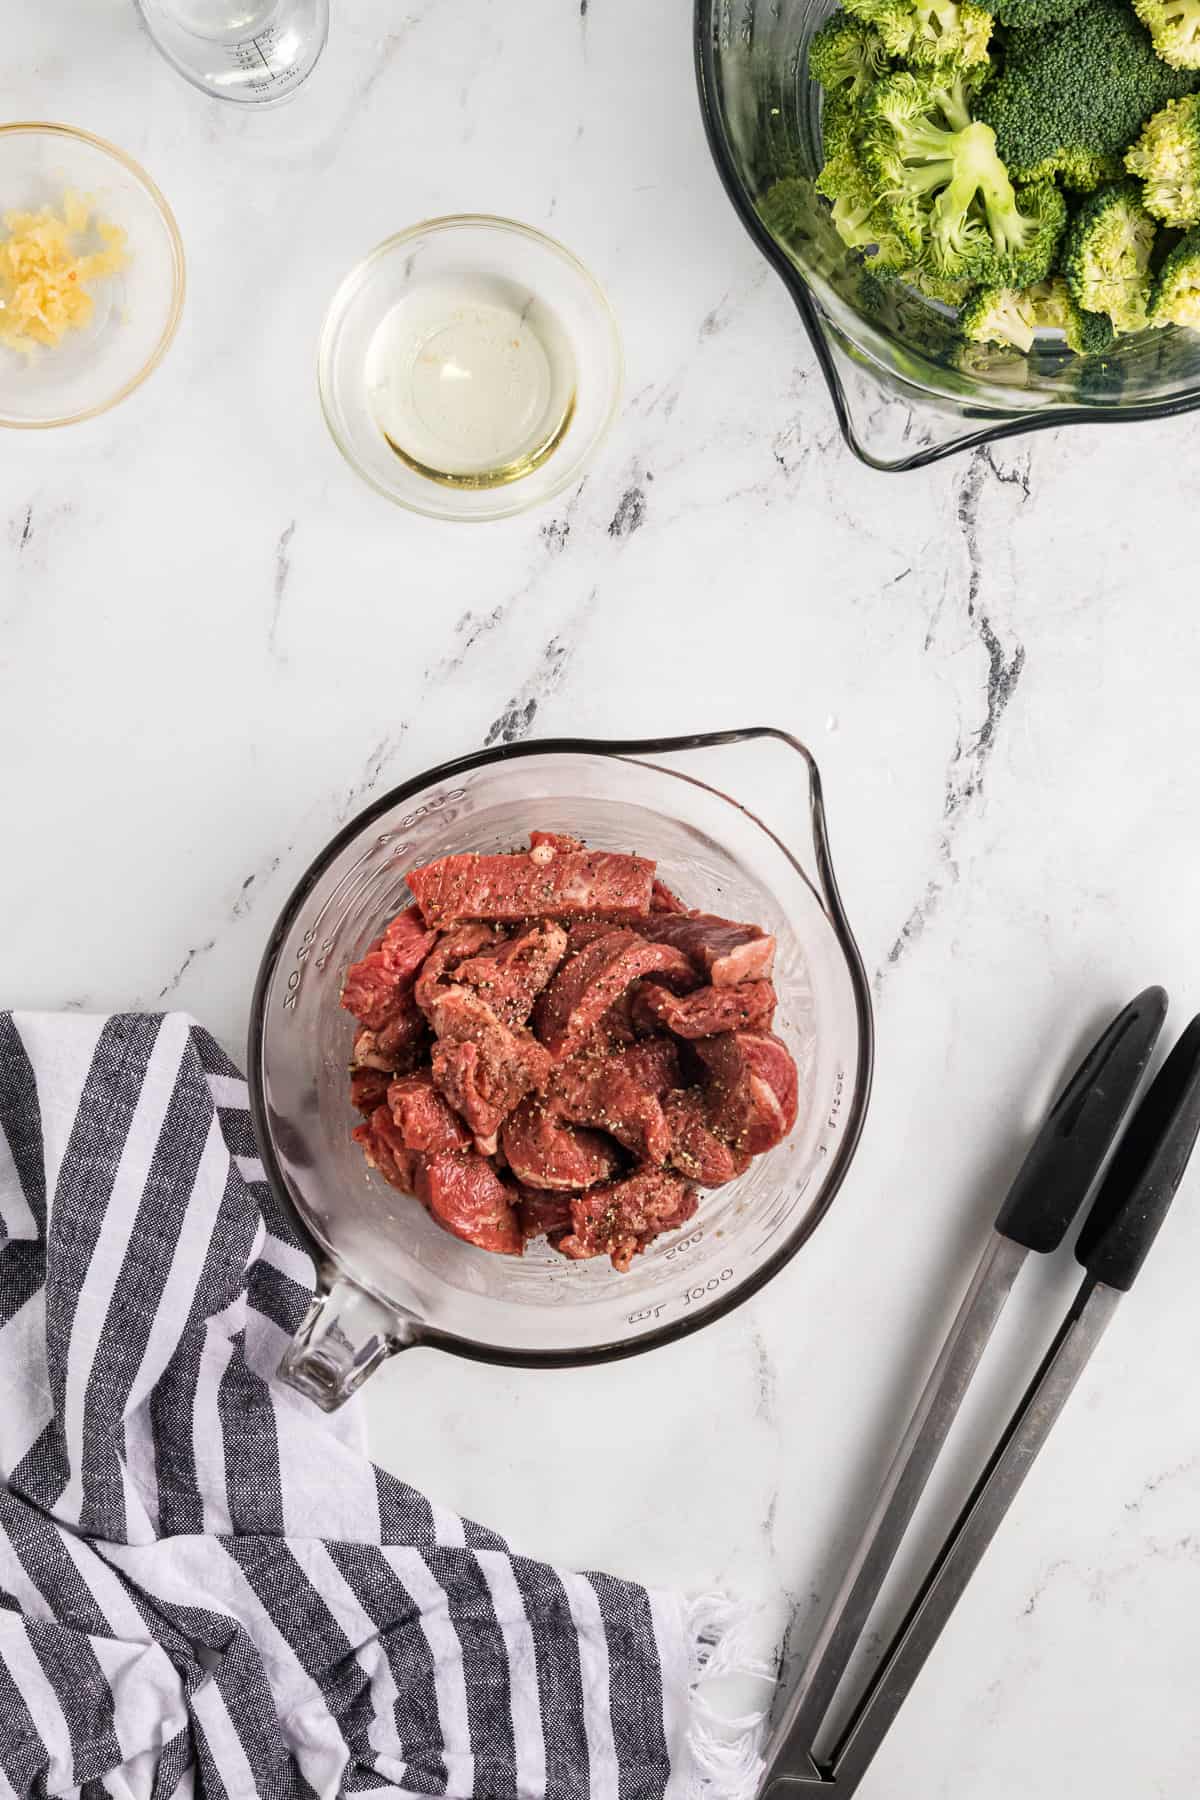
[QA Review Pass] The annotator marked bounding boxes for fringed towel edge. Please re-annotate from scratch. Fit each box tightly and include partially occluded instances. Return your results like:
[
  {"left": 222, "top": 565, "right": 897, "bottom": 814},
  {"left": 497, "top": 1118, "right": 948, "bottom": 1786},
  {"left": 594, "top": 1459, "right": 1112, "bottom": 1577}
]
[{"left": 657, "top": 1590, "right": 776, "bottom": 1800}]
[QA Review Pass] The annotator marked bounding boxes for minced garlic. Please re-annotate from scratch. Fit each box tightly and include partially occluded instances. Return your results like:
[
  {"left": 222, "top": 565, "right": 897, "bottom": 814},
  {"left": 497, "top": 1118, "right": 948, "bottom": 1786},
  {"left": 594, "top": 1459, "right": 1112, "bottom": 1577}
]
[{"left": 0, "top": 191, "right": 128, "bottom": 355}]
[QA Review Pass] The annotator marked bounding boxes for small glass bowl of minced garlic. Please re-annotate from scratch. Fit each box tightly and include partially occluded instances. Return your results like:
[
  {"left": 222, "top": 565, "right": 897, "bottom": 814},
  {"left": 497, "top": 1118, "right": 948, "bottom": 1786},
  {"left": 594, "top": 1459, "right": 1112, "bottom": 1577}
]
[{"left": 0, "top": 124, "right": 185, "bottom": 428}]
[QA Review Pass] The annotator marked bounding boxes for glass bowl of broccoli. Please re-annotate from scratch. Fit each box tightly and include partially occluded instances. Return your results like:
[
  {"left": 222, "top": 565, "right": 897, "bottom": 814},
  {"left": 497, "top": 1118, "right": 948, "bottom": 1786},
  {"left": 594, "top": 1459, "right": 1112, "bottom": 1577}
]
[{"left": 695, "top": 0, "right": 1200, "bottom": 468}]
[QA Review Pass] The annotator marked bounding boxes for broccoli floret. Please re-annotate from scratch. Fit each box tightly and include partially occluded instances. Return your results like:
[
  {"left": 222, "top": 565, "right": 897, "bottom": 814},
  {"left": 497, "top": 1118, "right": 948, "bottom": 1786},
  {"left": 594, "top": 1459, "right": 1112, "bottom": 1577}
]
[
  {"left": 907, "top": 263, "right": 976, "bottom": 301},
  {"left": 1004, "top": 180, "right": 1069, "bottom": 281},
  {"left": 1059, "top": 289, "right": 1118, "bottom": 353},
  {"left": 1065, "top": 308, "right": 1118, "bottom": 352},
  {"left": 976, "top": 0, "right": 1200, "bottom": 192},
  {"left": 815, "top": 143, "right": 881, "bottom": 244},
  {"left": 861, "top": 72, "right": 1066, "bottom": 285},
  {"left": 1126, "top": 95, "right": 1200, "bottom": 226},
  {"left": 816, "top": 142, "right": 914, "bottom": 262},
  {"left": 809, "top": 11, "right": 892, "bottom": 99},
  {"left": 960, "top": 284, "right": 1043, "bottom": 348},
  {"left": 843, "top": 0, "right": 992, "bottom": 69},
  {"left": 957, "top": 275, "right": 1114, "bottom": 351},
  {"left": 1132, "top": 0, "right": 1200, "bottom": 69},
  {"left": 1149, "top": 226, "right": 1200, "bottom": 324},
  {"left": 1026, "top": 275, "right": 1118, "bottom": 350},
  {"left": 990, "top": 0, "right": 1084, "bottom": 25},
  {"left": 868, "top": 258, "right": 973, "bottom": 299},
  {"left": 821, "top": 92, "right": 863, "bottom": 160},
  {"left": 1061, "top": 179, "right": 1158, "bottom": 330}
]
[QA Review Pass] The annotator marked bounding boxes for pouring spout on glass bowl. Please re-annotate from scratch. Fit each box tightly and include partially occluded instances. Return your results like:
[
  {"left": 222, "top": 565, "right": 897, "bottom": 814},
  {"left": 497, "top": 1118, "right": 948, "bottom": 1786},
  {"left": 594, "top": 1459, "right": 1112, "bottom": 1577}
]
[
  {"left": 250, "top": 729, "right": 874, "bottom": 1410},
  {"left": 695, "top": 0, "right": 1200, "bottom": 470}
]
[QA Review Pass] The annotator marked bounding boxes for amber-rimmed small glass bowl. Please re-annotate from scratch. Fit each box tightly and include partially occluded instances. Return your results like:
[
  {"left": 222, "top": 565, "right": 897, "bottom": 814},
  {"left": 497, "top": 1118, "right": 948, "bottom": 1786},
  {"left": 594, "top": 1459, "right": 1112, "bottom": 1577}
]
[{"left": 0, "top": 124, "right": 185, "bottom": 429}]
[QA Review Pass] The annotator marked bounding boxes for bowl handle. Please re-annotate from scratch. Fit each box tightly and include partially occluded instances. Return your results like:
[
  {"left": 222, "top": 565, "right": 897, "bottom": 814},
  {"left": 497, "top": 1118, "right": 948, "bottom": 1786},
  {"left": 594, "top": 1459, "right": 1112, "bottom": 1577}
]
[
  {"left": 629, "top": 727, "right": 873, "bottom": 1100},
  {"left": 613, "top": 728, "right": 855, "bottom": 934},
  {"left": 279, "top": 1267, "right": 419, "bottom": 1411}
]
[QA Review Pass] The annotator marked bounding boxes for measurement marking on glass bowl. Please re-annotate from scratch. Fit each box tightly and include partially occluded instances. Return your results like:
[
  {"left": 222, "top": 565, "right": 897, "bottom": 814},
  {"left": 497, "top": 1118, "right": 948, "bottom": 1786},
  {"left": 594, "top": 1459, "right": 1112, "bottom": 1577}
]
[
  {"left": 377, "top": 789, "right": 467, "bottom": 842},
  {"left": 281, "top": 840, "right": 382, "bottom": 1013},
  {"left": 628, "top": 1303, "right": 667, "bottom": 1325},
  {"left": 663, "top": 1229, "right": 703, "bottom": 1261},
  {"left": 681, "top": 1270, "right": 733, "bottom": 1304}
]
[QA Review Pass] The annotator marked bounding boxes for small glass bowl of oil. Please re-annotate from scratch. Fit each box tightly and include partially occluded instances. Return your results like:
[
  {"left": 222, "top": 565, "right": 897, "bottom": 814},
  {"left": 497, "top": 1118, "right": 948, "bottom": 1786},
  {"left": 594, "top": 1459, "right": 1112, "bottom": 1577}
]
[{"left": 318, "top": 216, "right": 622, "bottom": 522}]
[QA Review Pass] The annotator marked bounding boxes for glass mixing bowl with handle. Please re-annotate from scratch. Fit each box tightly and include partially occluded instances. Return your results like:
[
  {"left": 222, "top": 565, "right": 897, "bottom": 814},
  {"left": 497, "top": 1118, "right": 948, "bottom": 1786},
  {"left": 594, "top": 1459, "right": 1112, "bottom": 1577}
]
[
  {"left": 249, "top": 729, "right": 874, "bottom": 1410},
  {"left": 695, "top": 0, "right": 1200, "bottom": 470}
]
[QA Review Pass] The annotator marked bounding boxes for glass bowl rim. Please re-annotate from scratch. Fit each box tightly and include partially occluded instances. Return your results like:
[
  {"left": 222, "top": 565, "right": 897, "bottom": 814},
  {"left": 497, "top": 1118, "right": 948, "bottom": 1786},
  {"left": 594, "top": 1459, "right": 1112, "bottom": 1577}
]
[
  {"left": 315, "top": 212, "right": 624, "bottom": 521},
  {"left": 247, "top": 728, "right": 876, "bottom": 1368},
  {"left": 692, "top": 2, "right": 1200, "bottom": 471},
  {"left": 0, "top": 121, "right": 187, "bottom": 431}
]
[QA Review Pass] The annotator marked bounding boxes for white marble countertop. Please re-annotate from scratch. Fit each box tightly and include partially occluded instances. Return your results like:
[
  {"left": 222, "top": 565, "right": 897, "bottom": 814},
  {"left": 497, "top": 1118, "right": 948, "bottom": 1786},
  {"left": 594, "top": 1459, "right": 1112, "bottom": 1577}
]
[{"left": 5, "top": 2, "right": 1200, "bottom": 1794}]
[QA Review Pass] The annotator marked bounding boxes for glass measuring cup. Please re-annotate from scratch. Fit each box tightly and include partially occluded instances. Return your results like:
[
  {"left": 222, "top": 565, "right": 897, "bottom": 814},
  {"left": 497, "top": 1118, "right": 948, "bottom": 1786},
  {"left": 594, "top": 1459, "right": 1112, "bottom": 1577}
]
[
  {"left": 136, "top": 0, "right": 328, "bottom": 104},
  {"left": 696, "top": 0, "right": 1200, "bottom": 469},
  {"left": 248, "top": 730, "right": 874, "bottom": 1410}
]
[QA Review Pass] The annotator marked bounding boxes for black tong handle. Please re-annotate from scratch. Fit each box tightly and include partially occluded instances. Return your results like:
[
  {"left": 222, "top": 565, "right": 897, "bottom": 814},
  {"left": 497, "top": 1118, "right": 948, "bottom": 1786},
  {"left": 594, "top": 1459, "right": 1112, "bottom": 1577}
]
[
  {"left": 995, "top": 986, "right": 1168, "bottom": 1252},
  {"left": 1075, "top": 1014, "right": 1200, "bottom": 1291}
]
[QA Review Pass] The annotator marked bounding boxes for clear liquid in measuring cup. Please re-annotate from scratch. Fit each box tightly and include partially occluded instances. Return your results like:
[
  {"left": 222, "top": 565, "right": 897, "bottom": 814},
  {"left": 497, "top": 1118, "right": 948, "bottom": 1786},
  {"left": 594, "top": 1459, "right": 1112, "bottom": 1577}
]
[
  {"left": 136, "top": 0, "right": 329, "bottom": 104},
  {"left": 365, "top": 274, "right": 578, "bottom": 491}
]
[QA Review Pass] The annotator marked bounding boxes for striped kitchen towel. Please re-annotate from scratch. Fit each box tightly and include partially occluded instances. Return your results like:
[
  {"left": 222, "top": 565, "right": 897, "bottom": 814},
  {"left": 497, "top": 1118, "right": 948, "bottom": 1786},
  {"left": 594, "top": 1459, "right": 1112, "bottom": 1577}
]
[{"left": 0, "top": 1012, "right": 769, "bottom": 1800}]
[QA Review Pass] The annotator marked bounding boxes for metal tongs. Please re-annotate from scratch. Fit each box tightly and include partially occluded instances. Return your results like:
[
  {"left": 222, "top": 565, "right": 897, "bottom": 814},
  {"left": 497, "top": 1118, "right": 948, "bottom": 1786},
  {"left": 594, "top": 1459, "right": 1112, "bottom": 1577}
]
[{"left": 761, "top": 988, "right": 1200, "bottom": 1797}]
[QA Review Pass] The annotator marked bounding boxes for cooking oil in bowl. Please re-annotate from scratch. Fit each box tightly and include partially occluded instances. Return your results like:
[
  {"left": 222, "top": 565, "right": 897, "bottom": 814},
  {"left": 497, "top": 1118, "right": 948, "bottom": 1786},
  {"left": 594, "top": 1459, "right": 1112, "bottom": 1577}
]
[
  {"left": 318, "top": 217, "right": 621, "bottom": 520},
  {"left": 365, "top": 274, "right": 577, "bottom": 490}
]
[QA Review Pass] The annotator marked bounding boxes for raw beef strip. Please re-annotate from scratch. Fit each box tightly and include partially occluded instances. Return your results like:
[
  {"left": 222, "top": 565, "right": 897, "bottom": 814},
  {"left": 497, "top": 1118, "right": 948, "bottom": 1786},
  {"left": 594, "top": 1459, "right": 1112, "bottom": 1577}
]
[
  {"left": 342, "top": 955, "right": 402, "bottom": 1030},
  {"left": 637, "top": 912, "right": 777, "bottom": 989},
  {"left": 453, "top": 920, "right": 569, "bottom": 1026},
  {"left": 518, "top": 1188, "right": 574, "bottom": 1243},
  {"left": 634, "top": 979, "right": 777, "bottom": 1039},
  {"left": 353, "top": 1106, "right": 420, "bottom": 1194},
  {"left": 374, "top": 1007, "right": 430, "bottom": 1070},
  {"left": 564, "top": 919, "right": 625, "bottom": 953},
  {"left": 352, "top": 1028, "right": 396, "bottom": 1073},
  {"left": 341, "top": 907, "right": 439, "bottom": 1030},
  {"left": 535, "top": 931, "right": 697, "bottom": 1059},
  {"left": 595, "top": 956, "right": 691, "bottom": 1045},
  {"left": 350, "top": 1068, "right": 391, "bottom": 1115},
  {"left": 381, "top": 906, "right": 440, "bottom": 978},
  {"left": 665, "top": 1090, "right": 752, "bottom": 1187},
  {"left": 407, "top": 849, "right": 656, "bottom": 927},
  {"left": 557, "top": 1168, "right": 699, "bottom": 1272},
  {"left": 550, "top": 1043, "right": 675, "bottom": 1163},
  {"left": 696, "top": 1030, "right": 799, "bottom": 1156},
  {"left": 415, "top": 1151, "right": 522, "bottom": 1255},
  {"left": 428, "top": 988, "right": 553, "bottom": 1141},
  {"left": 618, "top": 1036, "right": 685, "bottom": 1098},
  {"left": 352, "top": 1004, "right": 428, "bottom": 1075},
  {"left": 528, "top": 830, "right": 584, "bottom": 865},
  {"left": 501, "top": 1098, "right": 620, "bottom": 1191},
  {"left": 415, "top": 923, "right": 503, "bottom": 1016},
  {"left": 387, "top": 1072, "right": 471, "bottom": 1155},
  {"left": 596, "top": 989, "right": 640, "bottom": 1046},
  {"left": 651, "top": 878, "right": 687, "bottom": 914}
]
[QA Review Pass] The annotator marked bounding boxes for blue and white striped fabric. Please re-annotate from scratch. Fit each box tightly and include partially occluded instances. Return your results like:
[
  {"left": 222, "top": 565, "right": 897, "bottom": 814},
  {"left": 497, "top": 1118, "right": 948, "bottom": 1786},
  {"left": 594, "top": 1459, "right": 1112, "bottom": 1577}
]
[{"left": 0, "top": 1012, "right": 758, "bottom": 1800}]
